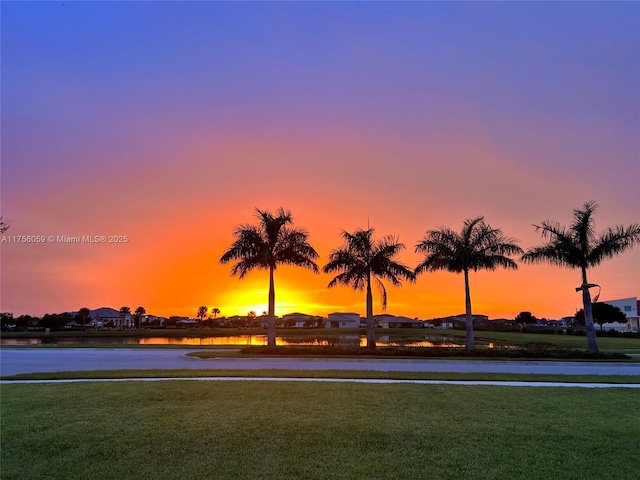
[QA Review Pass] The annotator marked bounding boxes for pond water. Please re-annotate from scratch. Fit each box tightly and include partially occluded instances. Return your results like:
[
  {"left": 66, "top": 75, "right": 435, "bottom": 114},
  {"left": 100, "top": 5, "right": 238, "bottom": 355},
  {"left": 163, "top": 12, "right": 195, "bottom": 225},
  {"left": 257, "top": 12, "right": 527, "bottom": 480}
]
[{"left": 0, "top": 334, "right": 469, "bottom": 348}]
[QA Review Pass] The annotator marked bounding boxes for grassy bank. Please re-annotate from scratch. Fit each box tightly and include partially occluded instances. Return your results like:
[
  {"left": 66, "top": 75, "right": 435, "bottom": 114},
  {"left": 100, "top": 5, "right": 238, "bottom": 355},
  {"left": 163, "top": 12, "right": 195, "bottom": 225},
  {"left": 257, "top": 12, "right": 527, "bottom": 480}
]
[
  {"left": 3, "top": 368, "right": 640, "bottom": 383},
  {"left": 2, "top": 381, "right": 639, "bottom": 480}
]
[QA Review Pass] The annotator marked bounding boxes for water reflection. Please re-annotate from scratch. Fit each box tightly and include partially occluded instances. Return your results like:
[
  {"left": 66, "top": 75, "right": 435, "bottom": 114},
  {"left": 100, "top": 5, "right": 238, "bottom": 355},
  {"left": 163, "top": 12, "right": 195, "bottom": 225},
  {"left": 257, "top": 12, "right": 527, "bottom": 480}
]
[{"left": 1, "top": 334, "right": 466, "bottom": 347}]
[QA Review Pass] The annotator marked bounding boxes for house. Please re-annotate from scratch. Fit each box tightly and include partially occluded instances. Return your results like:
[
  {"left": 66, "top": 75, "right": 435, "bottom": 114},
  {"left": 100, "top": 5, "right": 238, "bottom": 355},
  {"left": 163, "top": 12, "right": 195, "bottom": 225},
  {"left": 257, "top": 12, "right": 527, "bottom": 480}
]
[
  {"left": 324, "top": 312, "right": 360, "bottom": 328},
  {"left": 87, "top": 307, "right": 131, "bottom": 328},
  {"left": 374, "top": 314, "right": 424, "bottom": 328},
  {"left": 601, "top": 297, "right": 639, "bottom": 332},
  {"left": 282, "top": 312, "right": 314, "bottom": 328},
  {"left": 428, "top": 314, "right": 489, "bottom": 329}
]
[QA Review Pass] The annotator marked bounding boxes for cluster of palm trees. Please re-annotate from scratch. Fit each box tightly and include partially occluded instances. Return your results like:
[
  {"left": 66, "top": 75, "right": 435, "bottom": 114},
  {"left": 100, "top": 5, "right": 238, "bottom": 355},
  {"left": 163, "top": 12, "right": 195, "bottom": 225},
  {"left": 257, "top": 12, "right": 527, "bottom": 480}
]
[
  {"left": 197, "top": 306, "right": 221, "bottom": 328},
  {"left": 118, "top": 306, "right": 146, "bottom": 329},
  {"left": 220, "top": 203, "right": 640, "bottom": 353}
]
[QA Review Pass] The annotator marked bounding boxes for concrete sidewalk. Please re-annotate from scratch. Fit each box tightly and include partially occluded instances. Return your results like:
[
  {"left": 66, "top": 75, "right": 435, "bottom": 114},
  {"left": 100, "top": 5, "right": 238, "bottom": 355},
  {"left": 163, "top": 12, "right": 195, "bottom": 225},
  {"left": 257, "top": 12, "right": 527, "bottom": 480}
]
[{"left": 2, "top": 376, "right": 640, "bottom": 388}]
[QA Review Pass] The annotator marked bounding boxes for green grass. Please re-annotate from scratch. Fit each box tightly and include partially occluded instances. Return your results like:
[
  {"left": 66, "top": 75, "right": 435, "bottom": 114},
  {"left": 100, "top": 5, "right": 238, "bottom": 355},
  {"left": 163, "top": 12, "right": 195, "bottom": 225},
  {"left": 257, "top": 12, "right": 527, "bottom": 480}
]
[
  {"left": 3, "top": 368, "right": 640, "bottom": 383},
  {"left": 2, "top": 381, "right": 639, "bottom": 479},
  {"left": 456, "top": 330, "right": 640, "bottom": 352}
]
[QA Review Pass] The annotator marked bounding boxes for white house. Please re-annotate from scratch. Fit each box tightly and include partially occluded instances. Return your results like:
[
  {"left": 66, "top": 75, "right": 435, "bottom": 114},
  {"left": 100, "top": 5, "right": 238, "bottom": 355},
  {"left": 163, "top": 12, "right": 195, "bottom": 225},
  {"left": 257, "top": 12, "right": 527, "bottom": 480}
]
[
  {"left": 601, "top": 297, "right": 639, "bottom": 332},
  {"left": 324, "top": 312, "right": 360, "bottom": 328}
]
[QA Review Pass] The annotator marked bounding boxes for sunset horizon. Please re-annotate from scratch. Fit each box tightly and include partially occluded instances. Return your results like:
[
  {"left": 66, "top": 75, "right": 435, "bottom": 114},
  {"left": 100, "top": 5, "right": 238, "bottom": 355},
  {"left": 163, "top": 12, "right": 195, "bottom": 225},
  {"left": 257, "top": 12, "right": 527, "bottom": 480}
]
[{"left": 2, "top": 2, "right": 638, "bottom": 323}]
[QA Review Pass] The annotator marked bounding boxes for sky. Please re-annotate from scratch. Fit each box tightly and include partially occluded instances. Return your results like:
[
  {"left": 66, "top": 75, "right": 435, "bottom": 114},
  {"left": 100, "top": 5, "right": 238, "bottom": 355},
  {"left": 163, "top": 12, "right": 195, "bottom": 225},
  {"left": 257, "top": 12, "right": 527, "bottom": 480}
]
[{"left": 1, "top": 1, "right": 638, "bottom": 321}]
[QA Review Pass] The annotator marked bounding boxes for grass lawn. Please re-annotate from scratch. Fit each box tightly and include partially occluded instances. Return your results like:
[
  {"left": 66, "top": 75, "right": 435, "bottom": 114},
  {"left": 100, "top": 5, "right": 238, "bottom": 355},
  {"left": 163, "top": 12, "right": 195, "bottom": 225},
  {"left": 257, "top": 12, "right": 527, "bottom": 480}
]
[
  {"left": 4, "top": 368, "right": 640, "bottom": 384},
  {"left": 2, "top": 381, "right": 639, "bottom": 479}
]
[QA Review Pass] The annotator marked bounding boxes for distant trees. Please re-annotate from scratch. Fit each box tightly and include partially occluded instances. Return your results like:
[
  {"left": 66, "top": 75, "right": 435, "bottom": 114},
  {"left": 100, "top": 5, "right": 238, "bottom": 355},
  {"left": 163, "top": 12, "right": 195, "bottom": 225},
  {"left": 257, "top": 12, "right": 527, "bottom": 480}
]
[
  {"left": 119, "top": 306, "right": 131, "bottom": 329},
  {"left": 76, "top": 307, "right": 91, "bottom": 331},
  {"left": 323, "top": 227, "right": 415, "bottom": 350},
  {"left": 515, "top": 311, "right": 537, "bottom": 325},
  {"left": 39, "top": 312, "right": 73, "bottom": 330},
  {"left": 134, "top": 307, "right": 146, "bottom": 329},
  {"left": 220, "top": 208, "right": 319, "bottom": 347},
  {"left": 415, "top": 217, "right": 522, "bottom": 350},
  {"left": 575, "top": 303, "right": 627, "bottom": 331},
  {"left": 197, "top": 306, "right": 208, "bottom": 329},
  {"left": 522, "top": 201, "right": 640, "bottom": 353}
]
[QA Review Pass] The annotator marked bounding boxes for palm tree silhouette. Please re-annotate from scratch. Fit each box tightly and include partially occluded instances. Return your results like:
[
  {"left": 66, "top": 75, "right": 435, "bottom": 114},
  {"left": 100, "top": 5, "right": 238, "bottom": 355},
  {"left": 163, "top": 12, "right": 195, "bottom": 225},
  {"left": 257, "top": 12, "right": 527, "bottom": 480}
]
[
  {"left": 210, "top": 307, "right": 220, "bottom": 329},
  {"left": 323, "top": 227, "right": 415, "bottom": 349},
  {"left": 134, "top": 306, "right": 146, "bottom": 329},
  {"left": 119, "top": 306, "right": 131, "bottom": 329},
  {"left": 197, "top": 306, "right": 208, "bottom": 330},
  {"left": 415, "top": 217, "right": 522, "bottom": 350},
  {"left": 522, "top": 201, "right": 640, "bottom": 353},
  {"left": 220, "top": 208, "right": 319, "bottom": 347},
  {"left": 77, "top": 307, "right": 91, "bottom": 331}
]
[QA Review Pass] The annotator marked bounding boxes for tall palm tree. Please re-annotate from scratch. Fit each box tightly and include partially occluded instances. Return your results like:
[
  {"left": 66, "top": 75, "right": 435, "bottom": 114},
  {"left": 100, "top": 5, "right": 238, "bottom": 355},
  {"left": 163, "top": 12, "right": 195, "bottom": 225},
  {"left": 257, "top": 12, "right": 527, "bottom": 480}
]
[
  {"left": 210, "top": 307, "right": 220, "bottom": 329},
  {"left": 522, "top": 201, "right": 640, "bottom": 353},
  {"left": 119, "top": 306, "right": 131, "bottom": 329},
  {"left": 415, "top": 217, "right": 522, "bottom": 350},
  {"left": 220, "top": 208, "right": 319, "bottom": 347},
  {"left": 77, "top": 307, "right": 91, "bottom": 331},
  {"left": 323, "top": 227, "right": 416, "bottom": 350},
  {"left": 197, "top": 305, "right": 208, "bottom": 330},
  {"left": 134, "top": 306, "right": 146, "bottom": 329}
]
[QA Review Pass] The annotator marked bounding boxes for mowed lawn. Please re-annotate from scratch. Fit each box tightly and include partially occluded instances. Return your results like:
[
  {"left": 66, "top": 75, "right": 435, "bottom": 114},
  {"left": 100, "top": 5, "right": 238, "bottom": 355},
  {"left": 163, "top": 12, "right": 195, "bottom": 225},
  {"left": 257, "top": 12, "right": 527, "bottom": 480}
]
[{"left": 2, "top": 381, "right": 639, "bottom": 480}]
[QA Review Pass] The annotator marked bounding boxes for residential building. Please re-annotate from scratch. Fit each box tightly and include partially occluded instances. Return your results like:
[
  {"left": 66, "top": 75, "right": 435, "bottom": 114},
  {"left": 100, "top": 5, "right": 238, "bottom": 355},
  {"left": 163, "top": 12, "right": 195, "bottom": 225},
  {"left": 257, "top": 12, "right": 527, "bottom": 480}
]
[
  {"left": 324, "top": 312, "right": 360, "bottom": 328},
  {"left": 601, "top": 297, "right": 639, "bottom": 332},
  {"left": 374, "top": 314, "right": 424, "bottom": 328}
]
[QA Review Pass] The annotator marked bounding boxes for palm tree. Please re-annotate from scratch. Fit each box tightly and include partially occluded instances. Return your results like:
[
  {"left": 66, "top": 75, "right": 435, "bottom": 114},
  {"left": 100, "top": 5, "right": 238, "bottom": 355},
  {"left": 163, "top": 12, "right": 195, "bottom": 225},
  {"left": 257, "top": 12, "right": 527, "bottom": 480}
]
[
  {"left": 323, "top": 227, "right": 416, "bottom": 350},
  {"left": 522, "top": 201, "right": 640, "bottom": 353},
  {"left": 77, "top": 307, "right": 91, "bottom": 331},
  {"left": 415, "top": 217, "right": 522, "bottom": 350},
  {"left": 197, "top": 306, "right": 208, "bottom": 330},
  {"left": 220, "top": 208, "right": 319, "bottom": 347},
  {"left": 119, "top": 306, "right": 131, "bottom": 329},
  {"left": 210, "top": 307, "right": 220, "bottom": 329},
  {"left": 134, "top": 306, "right": 146, "bottom": 329}
]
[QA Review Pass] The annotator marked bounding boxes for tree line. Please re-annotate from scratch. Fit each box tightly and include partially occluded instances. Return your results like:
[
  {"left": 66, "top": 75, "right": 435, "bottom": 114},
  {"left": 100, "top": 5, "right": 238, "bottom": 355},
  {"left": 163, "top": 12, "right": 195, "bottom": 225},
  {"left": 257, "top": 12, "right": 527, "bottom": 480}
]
[{"left": 220, "top": 202, "right": 640, "bottom": 353}]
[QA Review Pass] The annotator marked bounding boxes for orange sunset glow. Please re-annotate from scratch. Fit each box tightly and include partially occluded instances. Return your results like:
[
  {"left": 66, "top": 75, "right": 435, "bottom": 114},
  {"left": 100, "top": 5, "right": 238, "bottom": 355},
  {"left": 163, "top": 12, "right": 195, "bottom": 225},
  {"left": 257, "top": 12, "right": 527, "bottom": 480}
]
[{"left": 1, "top": 2, "right": 638, "bottom": 322}]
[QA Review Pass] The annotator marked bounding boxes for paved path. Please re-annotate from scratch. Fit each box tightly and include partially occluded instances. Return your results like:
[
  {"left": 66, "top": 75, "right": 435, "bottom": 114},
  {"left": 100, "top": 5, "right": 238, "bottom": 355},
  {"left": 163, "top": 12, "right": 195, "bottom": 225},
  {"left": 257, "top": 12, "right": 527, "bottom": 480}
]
[
  {"left": 2, "top": 376, "right": 639, "bottom": 388},
  {"left": 1, "top": 348, "right": 639, "bottom": 377}
]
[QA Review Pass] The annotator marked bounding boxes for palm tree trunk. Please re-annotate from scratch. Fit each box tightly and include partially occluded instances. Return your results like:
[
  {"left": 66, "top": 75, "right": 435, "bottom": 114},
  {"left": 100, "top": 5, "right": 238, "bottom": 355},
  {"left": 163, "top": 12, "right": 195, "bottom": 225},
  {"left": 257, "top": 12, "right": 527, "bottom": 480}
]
[
  {"left": 268, "top": 266, "right": 276, "bottom": 347},
  {"left": 464, "top": 269, "right": 475, "bottom": 350},
  {"left": 581, "top": 268, "right": 599, "bottom": 353},
  {"left": 366, "top": 276, "right": 376, "bottom": 350}
]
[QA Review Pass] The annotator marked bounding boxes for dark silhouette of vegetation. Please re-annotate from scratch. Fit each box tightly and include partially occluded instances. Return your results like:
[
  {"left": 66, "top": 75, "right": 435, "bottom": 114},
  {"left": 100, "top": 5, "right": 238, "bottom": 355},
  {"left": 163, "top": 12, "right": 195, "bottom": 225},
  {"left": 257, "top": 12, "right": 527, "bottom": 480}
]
[
  {"left": 134, "top": 306, "right": 146, "bottom": 329},
  {"left": 0, "top": 216, "right": 9, "bottom": 233},
  {"left": 119, "top": 306, "right": 131, "bottom": 329},
  {"left": 415, "top": 217, "right": 522, "bottom": 350},
  {"left": 522, "top": 201, "right": 640, "bottom": 353},
  {"left": 575, "top": 302, "right": 627, "bottom": 331},
  {"left": 515, "top": 311, "right": 537, "bottom": 325},
  {"left": 197, "top": 306, "right": 207, "bottom": 330},
  {"left": 220, "top": 208, "right": 319, "bottom": 346},
  {"left": 323, "top": 227, "right": 415, "bottom": 350},
  {"left": 76, "top": 307, "right": 91, "bottom": 331}
]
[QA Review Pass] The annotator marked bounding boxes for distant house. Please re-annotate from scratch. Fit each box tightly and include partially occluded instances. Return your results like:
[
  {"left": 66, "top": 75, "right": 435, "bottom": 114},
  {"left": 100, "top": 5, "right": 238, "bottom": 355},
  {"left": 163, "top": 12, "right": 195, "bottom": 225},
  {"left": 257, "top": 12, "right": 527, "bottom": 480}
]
[
  {"left": 86, "top": 307, "right": 131, "bottom": 328},
  {"left": 324, "top": 312, "right": 360, "bottom": 328},
  {"left": 375, "top": 314, "right": 423, "bottom": 329},
  {"left": 601, "top": 297, "right": 639, "bottom": 332},
  {"left": 282, "top": 312, "right": 314, "bottom": 328},
  {"left": 428, "top": 314, "right": 488, "bottom": 329}
]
